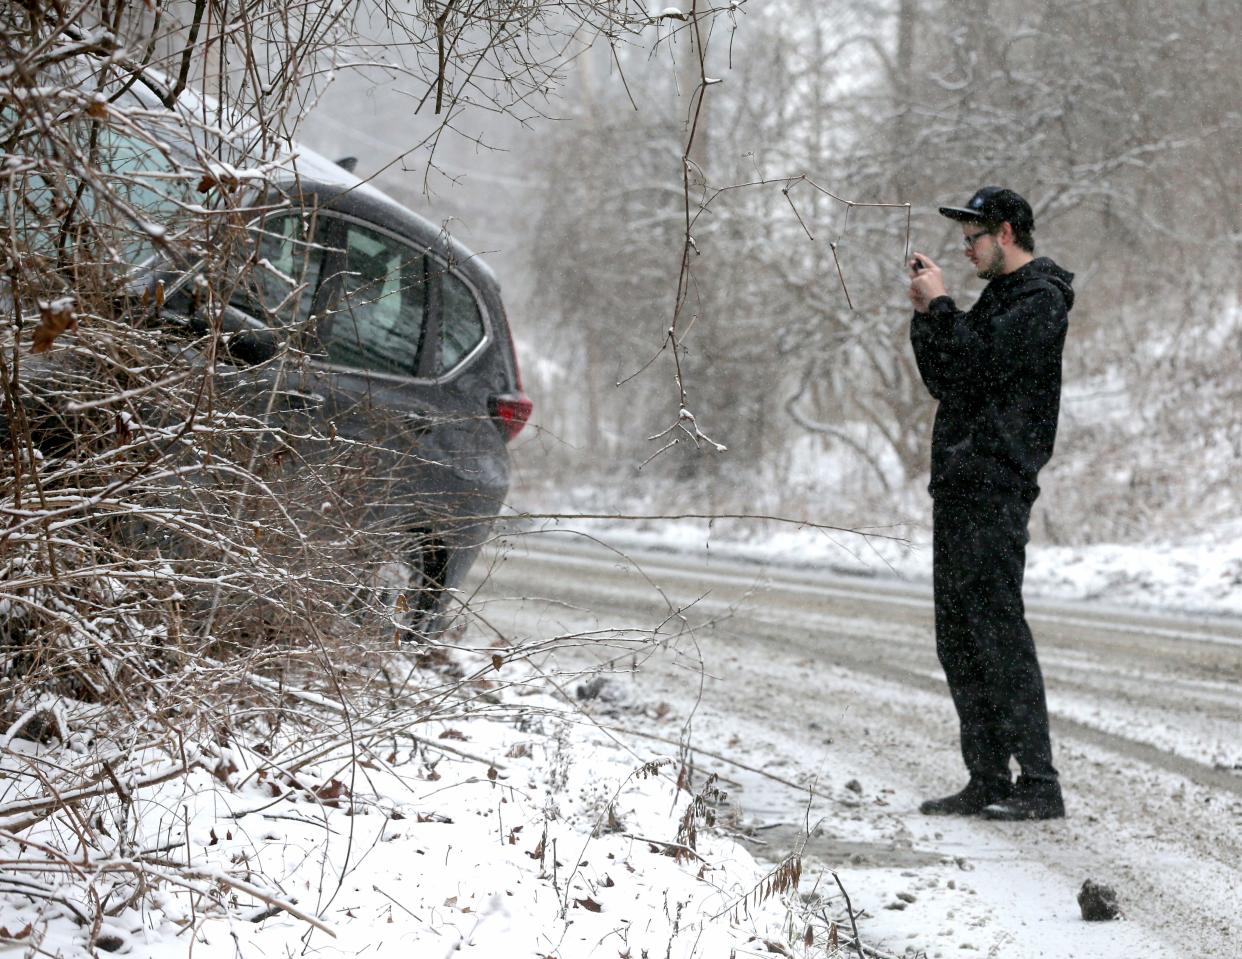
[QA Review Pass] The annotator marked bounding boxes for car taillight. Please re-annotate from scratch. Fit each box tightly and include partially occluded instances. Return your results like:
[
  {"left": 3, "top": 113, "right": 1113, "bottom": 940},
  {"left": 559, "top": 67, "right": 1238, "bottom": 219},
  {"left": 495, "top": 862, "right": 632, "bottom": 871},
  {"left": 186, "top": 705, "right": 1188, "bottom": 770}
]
[{"left": 491, "top": 392, "right": 532, "bottom": 441}]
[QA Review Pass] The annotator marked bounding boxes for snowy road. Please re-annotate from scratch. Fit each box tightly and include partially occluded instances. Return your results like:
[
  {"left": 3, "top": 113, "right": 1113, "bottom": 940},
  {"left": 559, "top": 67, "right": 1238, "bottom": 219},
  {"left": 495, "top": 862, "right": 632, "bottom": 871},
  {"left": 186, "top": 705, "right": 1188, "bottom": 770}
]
[{"left": 471, "top": 530, "right": 1242, "bottom": 958}]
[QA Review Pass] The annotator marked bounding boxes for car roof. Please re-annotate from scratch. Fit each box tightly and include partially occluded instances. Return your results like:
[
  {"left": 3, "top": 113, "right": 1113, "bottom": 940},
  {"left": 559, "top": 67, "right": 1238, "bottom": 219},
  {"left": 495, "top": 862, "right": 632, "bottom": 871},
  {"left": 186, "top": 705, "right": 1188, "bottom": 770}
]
[
  {"left": 115, "top": 65, "right": 501, "bottom": 295},
  {"left": 272, "top": 152, "right": 502, "bottom": 298}
]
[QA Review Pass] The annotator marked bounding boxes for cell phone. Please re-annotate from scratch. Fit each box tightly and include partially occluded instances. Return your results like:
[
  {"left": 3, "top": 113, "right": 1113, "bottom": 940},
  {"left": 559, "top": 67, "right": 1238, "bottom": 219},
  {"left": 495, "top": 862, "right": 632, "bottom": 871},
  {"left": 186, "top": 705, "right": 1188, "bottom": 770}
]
[{"left": 911, "top": 257, "right": 926, "bottom": 273}]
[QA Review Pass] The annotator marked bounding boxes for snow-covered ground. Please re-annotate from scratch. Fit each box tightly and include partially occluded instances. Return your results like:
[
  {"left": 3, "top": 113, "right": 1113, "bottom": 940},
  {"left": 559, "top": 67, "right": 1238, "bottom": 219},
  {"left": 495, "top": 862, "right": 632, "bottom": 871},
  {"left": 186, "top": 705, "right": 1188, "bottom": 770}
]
[
  {"left": 515, "top": 497, "right": 1242, "bottom": 619},
  {"left": 471, "top": 533, "right": 1240, "bottom": 958},
  {"left": 0, "top": 667, "right": 819, "bottom": 958},
  {"left": 4, "top": 487, "right": 1237, "bottom": 957}
]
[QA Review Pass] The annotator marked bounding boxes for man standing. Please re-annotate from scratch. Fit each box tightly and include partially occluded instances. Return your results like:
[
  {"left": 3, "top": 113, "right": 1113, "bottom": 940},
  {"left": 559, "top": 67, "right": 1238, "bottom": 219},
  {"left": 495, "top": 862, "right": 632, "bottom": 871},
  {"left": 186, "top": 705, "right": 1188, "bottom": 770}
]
[{"left": 907, "top": 187, "right": 1073, "bottom": 821}]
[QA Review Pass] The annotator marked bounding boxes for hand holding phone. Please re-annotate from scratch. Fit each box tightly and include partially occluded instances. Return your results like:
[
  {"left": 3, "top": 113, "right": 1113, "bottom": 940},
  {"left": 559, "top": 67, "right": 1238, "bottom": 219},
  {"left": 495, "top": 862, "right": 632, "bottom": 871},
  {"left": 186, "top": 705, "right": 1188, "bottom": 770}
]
[{"left": 908, "top": 253, "right": 946, "bottom": 312}]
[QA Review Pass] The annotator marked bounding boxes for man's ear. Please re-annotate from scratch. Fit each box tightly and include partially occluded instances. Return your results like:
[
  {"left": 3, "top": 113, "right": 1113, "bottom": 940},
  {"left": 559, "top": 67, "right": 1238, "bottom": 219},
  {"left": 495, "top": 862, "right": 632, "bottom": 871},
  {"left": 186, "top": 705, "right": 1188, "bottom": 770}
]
[{"left": 997, "top": 221, "right": 1015, "bottom": 246}]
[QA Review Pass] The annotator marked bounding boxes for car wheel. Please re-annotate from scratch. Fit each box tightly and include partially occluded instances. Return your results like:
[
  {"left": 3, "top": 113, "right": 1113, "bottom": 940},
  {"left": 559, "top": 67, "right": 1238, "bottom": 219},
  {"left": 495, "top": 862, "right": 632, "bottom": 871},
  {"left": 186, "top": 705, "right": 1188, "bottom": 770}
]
[{"left": 374, "top": 534, "right": 450, "bottom": 641}]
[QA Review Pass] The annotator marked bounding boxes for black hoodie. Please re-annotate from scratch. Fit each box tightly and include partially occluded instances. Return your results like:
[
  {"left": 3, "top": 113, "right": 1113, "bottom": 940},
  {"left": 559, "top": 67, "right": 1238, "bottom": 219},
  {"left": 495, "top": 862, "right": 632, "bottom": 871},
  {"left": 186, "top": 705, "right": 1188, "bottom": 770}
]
[{"left": 910, "top": 257, "right": 1075, "bottom": 502}]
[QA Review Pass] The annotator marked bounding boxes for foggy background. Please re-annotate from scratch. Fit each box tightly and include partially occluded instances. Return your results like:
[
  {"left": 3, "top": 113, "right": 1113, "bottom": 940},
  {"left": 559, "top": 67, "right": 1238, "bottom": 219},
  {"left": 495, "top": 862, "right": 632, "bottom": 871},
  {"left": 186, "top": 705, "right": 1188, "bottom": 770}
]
[{"left": 298, "top": 0, "right": 1242, "bottom": 547}]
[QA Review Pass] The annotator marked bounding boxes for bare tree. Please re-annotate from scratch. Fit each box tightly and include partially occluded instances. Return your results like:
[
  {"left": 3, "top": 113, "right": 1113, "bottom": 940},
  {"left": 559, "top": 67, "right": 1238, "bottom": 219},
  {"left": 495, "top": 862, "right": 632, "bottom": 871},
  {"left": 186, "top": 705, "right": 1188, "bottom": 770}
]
[{"left": 521, "top": 0, "right": 1242, "bottom": 539}]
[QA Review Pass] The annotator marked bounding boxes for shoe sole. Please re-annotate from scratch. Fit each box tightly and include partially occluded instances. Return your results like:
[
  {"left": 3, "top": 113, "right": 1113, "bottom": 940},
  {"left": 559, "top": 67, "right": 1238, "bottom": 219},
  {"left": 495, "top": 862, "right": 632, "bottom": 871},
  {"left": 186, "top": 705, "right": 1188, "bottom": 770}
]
[
  {"left": 919, "top": 805, "right": 992, "bottom": 816},
  {"left": 980, "top": 806, "right": 1065, "bottom": 821}
]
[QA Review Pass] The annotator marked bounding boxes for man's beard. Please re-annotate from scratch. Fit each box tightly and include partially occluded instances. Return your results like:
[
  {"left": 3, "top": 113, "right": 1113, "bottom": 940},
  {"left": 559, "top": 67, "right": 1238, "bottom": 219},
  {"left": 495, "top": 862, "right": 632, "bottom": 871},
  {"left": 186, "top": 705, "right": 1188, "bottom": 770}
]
[{"left": 976, "top": 245, "right": 1005, "bottom": 279}]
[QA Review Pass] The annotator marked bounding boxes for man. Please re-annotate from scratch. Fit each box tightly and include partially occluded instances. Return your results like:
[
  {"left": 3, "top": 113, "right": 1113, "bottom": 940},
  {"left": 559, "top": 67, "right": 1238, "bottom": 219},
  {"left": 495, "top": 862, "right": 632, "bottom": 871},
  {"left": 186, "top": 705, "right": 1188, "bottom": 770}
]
[{"left": 907, "top": 186, "right": 1074, "bottom": 821}]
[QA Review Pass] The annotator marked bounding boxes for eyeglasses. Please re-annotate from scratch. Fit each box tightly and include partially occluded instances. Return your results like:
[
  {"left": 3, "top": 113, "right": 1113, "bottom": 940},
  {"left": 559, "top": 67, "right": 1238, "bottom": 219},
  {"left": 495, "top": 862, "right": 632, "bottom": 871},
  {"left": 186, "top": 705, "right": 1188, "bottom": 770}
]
[{"left": 963, "top": 229, "right": 994, "bottom": 249}]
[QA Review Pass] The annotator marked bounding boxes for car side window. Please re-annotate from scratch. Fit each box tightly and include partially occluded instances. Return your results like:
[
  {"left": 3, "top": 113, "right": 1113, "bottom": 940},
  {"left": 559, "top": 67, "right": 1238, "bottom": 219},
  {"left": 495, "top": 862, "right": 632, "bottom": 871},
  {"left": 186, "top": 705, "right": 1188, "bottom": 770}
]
[
  {"left": 438, "top": 267, "right": 486, "bottom": 373},
  {"left": 238, "top": 213, "right": 324, "bottom": 327},
  {"left": 322, "top": 223, "right": 427, "bottom": 377}
]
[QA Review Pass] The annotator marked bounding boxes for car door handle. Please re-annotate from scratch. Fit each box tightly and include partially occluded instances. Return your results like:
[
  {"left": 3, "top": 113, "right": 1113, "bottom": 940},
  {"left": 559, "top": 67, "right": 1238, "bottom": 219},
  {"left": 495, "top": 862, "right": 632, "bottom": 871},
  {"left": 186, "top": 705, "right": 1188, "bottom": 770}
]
[{"left": 396, "top": 411, "right": 436, "bottom": 435}]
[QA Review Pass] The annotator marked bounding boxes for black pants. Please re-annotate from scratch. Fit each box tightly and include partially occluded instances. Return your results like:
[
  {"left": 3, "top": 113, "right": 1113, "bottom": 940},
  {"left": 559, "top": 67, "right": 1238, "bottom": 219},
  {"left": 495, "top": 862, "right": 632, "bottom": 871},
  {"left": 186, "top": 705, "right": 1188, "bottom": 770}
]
[{"left": 932, "top": 494, "right": 1057, "bottom": 783}]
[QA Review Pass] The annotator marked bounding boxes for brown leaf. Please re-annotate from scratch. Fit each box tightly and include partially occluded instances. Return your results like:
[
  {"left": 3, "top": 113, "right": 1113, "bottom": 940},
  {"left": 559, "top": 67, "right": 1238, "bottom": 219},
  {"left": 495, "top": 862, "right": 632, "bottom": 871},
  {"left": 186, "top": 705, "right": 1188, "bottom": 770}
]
[
  {"left": 599, "top": 874, "right": 615, "bottom": 888},
  {"left": 526, "top": 836, "right": 545, "bottom": 860},
  {"left": 491, "top": 653, "right": 503, "bottom": 671},
  {"left": 804, "top": 925, "right": 814, "bottom": 947},
  {"left": 438, "top": 729, "right": 468, "bottom": 741},
  {"left": 314, "top": 779, "right": 350, "bottom": 802},
  {"left": 574, "top": 897, "right": 602, "bottom": 913},
  {"left": 762, "top": 940, "right": 791, "bottom": 956},
  {"left": 0, "top": 923, "right": 33, "bottom": 940},
  {"left": 212, "top": 757, "right": 239, "bottom": 783},
  {"left": 506, "top": 743, "right": 531, "bottom": 759},
  {"left": 443, "top": 896, "right": 457, "bottom": 907},
  {"left": 31, "top": 299, "right": 77, "bottom": 354},
  {"left": 86, "top": 99, "right": 107, "bottom": 119},
  {"left": 208, "top": 828, "right": 218, "bottom": 846},
  {"left": 197, "top": 170, "right": 241, "bottom": 193},
  {"left": 487, "top": 765, "right": 498, "bottom": 781}
]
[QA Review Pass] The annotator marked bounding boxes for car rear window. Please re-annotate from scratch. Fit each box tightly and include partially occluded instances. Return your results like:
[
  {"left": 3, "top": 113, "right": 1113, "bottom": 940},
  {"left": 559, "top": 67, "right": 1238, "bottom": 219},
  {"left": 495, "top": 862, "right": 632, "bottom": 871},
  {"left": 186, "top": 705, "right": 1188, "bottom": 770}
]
[{"left": 438, "top": 269, "right": 486, "bottom": 372}]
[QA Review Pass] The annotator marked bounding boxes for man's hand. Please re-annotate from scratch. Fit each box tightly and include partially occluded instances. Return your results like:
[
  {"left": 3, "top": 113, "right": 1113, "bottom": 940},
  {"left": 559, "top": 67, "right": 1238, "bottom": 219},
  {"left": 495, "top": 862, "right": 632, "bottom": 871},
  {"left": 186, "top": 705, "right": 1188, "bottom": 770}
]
[{"left": 909, "top": 253, "right": 947, "bottom": 313}]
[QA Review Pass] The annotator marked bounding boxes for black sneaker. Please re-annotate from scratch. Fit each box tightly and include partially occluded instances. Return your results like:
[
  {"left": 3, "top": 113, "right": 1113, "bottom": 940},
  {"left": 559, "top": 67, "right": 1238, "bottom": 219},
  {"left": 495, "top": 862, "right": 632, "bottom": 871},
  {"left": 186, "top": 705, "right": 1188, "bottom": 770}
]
[
  {"left": 980, "top": 779, "right": 1065, "bottom": 821},
  {"left": 919, "top": 777, "right": 1013, "bottom": 816}
]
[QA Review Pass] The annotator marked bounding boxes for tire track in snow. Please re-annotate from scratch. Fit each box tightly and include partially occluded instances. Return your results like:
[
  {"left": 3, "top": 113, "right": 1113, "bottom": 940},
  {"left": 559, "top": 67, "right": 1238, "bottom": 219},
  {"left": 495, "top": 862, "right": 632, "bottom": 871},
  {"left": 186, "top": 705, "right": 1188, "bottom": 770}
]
[{"left": 481, "top": 537, "right": 1242, "bottom": 797}]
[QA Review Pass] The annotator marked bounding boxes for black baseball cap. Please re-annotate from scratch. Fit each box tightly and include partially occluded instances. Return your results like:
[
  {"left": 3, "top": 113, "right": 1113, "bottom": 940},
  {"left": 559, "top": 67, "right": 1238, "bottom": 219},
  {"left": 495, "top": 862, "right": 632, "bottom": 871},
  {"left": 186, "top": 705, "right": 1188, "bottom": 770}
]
[{"left": 939, "top": 186, "right": 1034, "bottom": 232}]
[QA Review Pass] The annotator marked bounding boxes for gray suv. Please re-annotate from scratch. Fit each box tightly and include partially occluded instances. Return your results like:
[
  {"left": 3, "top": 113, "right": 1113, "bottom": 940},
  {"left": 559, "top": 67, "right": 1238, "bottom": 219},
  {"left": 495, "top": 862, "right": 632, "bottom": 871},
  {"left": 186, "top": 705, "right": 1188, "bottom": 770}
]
[
  {"left": 205, "top": 156, "right": 531, "bottom": 633},
  {"left": 3, "top": 71, "right": 531, "bottom": 637}
]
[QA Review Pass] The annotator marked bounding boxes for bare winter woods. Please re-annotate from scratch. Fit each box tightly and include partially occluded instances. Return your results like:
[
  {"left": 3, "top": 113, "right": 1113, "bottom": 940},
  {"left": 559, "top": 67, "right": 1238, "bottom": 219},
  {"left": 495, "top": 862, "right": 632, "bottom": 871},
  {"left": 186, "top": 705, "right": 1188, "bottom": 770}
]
[{"left": 524, "top": 0, "right": 1242, "bottom": 543}]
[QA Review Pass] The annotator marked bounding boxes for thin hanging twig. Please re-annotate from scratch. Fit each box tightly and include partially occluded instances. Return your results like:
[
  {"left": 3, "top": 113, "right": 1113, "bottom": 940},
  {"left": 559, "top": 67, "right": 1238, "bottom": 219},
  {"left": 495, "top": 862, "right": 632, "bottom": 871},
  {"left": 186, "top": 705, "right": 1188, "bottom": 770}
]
[{"left": 829, "top": 242, "right": 855, "bottom": 310}]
